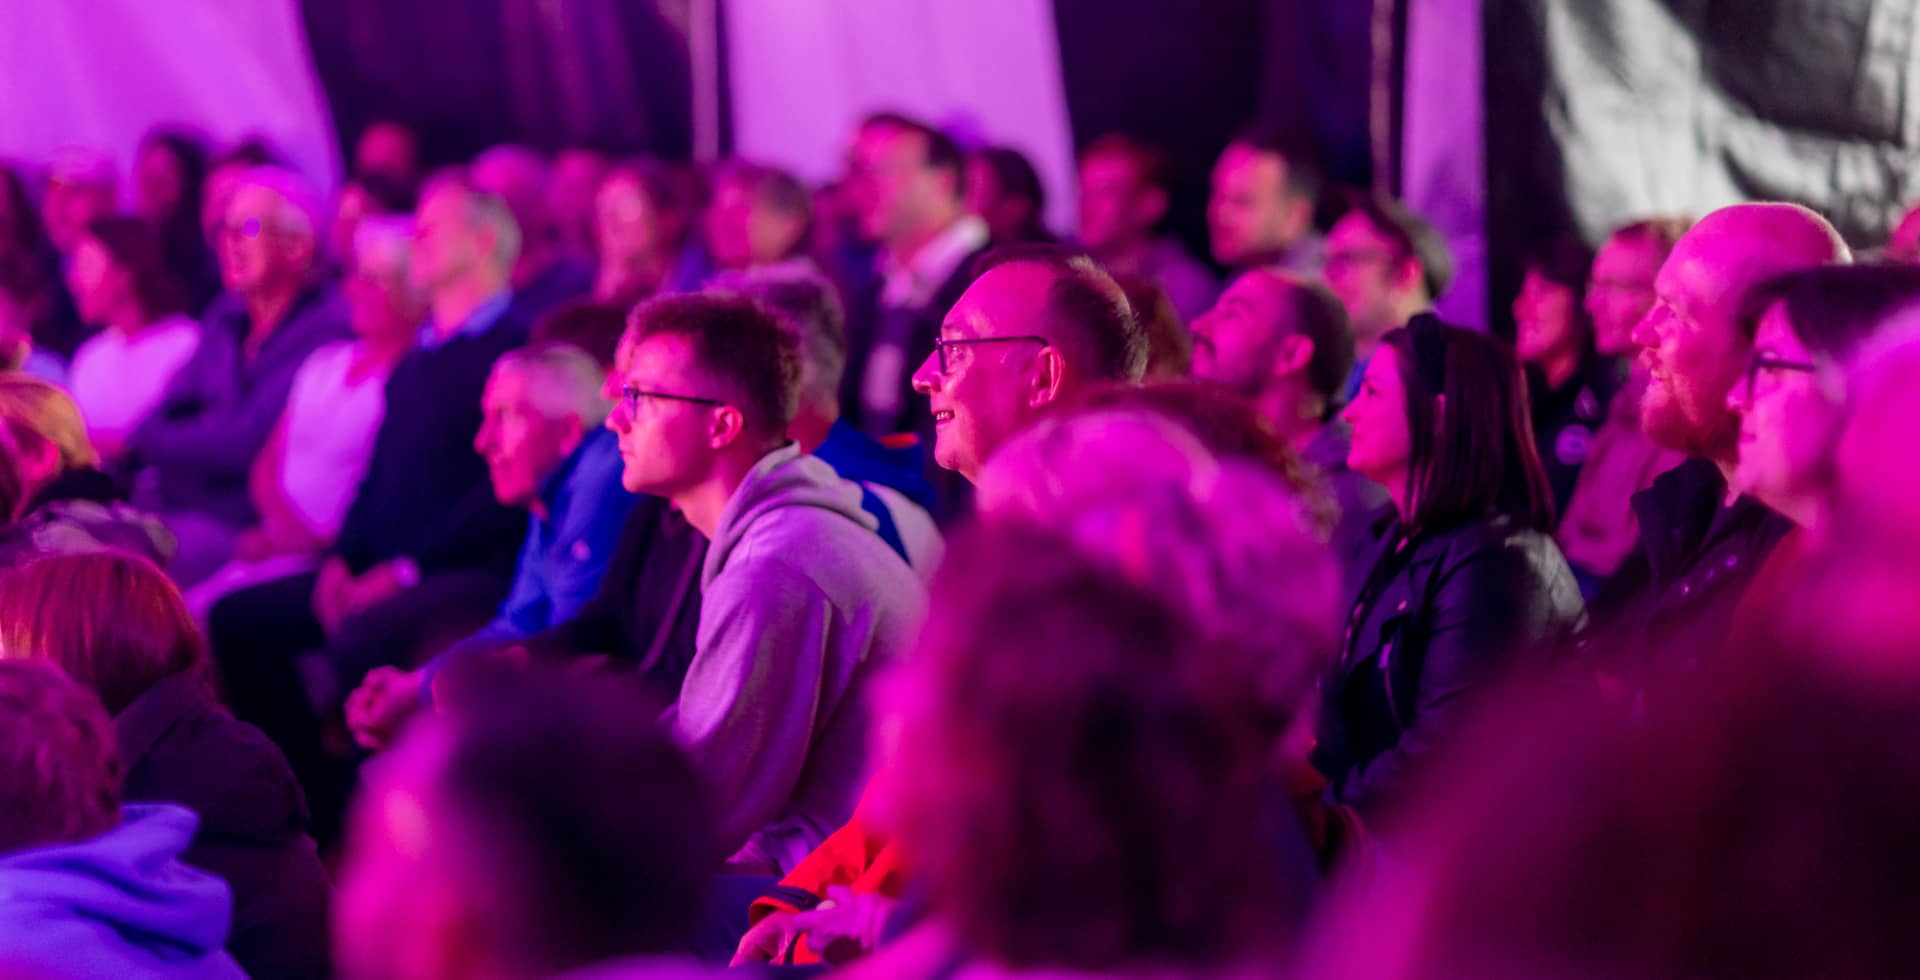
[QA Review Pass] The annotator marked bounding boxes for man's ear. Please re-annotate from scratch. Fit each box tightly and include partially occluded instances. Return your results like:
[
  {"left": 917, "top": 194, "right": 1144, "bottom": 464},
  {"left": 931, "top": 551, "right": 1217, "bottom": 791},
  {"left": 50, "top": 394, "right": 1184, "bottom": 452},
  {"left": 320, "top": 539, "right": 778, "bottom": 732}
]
[
  {"left": 1272, "top": 333, "right": 1315, "bottom": 378},
  {"left": 1139, "top": 187, "right": 1169, "bottom": 228},
  {"left": 1393, "top": 256, "right": 1425, "bottom": 296},
  {"left": 708, "top": 405, "right": 746, "bottom": 450},
  {"left": 1027, "top": 347, "right": 1068, "bottom": 408}
]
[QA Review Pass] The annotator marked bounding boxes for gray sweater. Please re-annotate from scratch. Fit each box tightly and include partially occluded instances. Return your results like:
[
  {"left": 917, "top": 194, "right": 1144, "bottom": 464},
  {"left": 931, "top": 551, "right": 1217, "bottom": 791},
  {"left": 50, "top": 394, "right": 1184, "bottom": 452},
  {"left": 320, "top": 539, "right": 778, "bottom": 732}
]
[{"left": 668, "top": 444, "right": 925, "bottom": 872}]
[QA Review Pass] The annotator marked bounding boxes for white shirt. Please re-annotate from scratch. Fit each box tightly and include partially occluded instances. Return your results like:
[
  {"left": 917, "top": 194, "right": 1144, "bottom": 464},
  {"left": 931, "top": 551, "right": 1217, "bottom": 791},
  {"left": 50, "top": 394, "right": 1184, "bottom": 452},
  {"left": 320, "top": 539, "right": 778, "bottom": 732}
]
[
  {"left": 864, "top": 215, "right": 990, "bottom": 421},
  {"left": 68, "top": 315, "right": 202, "bottom": 446},
  {"left": 277, "top": 341, "right": 391, "bottom": 538}
]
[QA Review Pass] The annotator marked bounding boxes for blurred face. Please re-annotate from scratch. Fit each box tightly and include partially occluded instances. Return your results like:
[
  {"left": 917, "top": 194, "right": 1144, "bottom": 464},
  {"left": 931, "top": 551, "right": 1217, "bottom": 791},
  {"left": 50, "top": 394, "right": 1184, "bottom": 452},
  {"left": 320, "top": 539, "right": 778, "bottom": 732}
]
[
  {"left": 910, "top": 264, "right": 1055, "bottom": 482},
  {"left": 1325, "top": 212, "right": 1417, "bottom": 344},
  {"left": 1513, "top": 269, "right": 1582, "bottom": 366},
  {"left": 847, "top": 124, "right": 947, "bottom": 247},
  {"left": 219, "top": 186, "right": 312, "bottom": 296},
  {"left": 201, "top": 161, "right": 249, "bottom": 253},
  {"left": 704, "top": 176, "right": 804, "bottom": 272},
  {"left": 1586, "top": 236, "right": 1664, "bottom": 356},
  {"left": 1630, "top": 231, "right": 1747, "bottom": 457},
  {"left": 1077, "top": 152, "right": 1158, "bottom": 254},
  {"left": 134, "top": 144, "right": 185, "bottom": 223},
  {"left": 43, "top": 180, "right": 114, "bottom": 254},
  {"left": 594, "top": 174, "right": 663, "bottom": 265},
  {"left": 344, "top": 251, "right": 425, "bottom": 342},
  {"left": 1191, "top": 272, "right": 1289, "bottom": 395},
  {"left": 331, "top": 184, "right": 375, "bottom": 267},
  {"left": 549, "top": 149, "right": 607, "bottom": 246},
  {"left": 356, "top": 123, "right": 419, "bottom": 183},
  {"left": 606, "top": 332, "right": 727, "bottom": 497},
  {"left": 1343, "top": 346, "right": 1413, "bottom": 493},
  {"left": 1208, "top": 144, "right": 1297, "bottom": 268},
  {"left": 475, "top": 366, "right": 580, "bottom": 508},
  {"left": 411, "top": 187, "right": 483, "bottom": 292},
  {"left": 1727, "top": 302, "right": 1834, "bottom": 515},
  {"left": 65, "top": 234, "right": 128, "bottom": 326},
  {"left": 966, "top": 156, "right": 1034, "bottom": 244}
]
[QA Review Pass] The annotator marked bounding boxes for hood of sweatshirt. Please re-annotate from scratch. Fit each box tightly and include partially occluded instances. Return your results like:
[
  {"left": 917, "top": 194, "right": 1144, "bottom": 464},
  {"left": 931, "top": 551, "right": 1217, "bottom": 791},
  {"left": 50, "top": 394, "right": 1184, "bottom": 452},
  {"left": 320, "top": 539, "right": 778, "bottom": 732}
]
[
  {"left": 0, "top": 803, "right": 242, "bottom": 976},
  {"left": 703, "top": 443, "right": 880, "bottom": 589}
]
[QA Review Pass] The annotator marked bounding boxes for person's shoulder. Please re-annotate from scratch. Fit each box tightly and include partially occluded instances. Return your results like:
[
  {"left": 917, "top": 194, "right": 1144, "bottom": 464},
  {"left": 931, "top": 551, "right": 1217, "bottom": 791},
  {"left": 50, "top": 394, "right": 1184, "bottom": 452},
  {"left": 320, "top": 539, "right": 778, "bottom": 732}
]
[{"left": 128, "top": 707, "right": 307, "bottom": 843}]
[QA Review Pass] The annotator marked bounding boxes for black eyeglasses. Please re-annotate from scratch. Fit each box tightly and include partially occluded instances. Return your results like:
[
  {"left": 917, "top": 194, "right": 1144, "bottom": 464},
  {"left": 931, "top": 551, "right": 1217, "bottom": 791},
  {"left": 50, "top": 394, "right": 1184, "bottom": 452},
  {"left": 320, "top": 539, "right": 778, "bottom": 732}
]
[
  {"left": 620, "top": 385, "right": 727, "bottom": 415},
  {"left": 1744, "top": 352, "right": 1818, "bottom": 403},
  {"left": 933, "top": 335, "right": 1049, "bottom": 375}
]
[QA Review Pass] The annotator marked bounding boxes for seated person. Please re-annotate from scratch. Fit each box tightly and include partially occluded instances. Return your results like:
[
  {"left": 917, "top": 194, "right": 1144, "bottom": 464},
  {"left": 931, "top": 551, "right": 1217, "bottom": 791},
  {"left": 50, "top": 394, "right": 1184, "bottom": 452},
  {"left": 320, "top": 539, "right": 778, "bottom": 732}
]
[
  {"left": 0, "top": 552, "right": 333, "bottom": 979},
  {"left": 205, "top": 174, "right": 534, "bottom": 840},
  {"left": 335, "top": 666, "right": 713, "bottom": 980},
  {"left": 64, "top": 216, "right": 201, "bottom": 458},
  {"left": 130, "top": 167, "right": 351, "bottom": 586},
  {"left": 0, "top": 659, "right": 245, "bottom": 979},
  {"left": 0, "top": 375, "right": 173, "bottom": 566},
  {"left": 186, "top": 215, "right": 422, "bottom": 615}
]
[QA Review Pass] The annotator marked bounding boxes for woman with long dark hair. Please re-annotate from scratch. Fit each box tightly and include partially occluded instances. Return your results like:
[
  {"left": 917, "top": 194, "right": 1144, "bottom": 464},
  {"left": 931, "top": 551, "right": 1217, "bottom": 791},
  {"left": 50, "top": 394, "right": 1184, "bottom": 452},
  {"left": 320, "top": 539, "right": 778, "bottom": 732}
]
[
  {"left": 1314, "top": 314, "right": 1584, "bottom": 817},
  {"left": 1513, "top": 236, "right": 1625, "bottom": 515},
  {"left": 64, "top": 216, "right": 199, "bottom": 459},
  {"left": 134, "top": 129, "right": 221, "bottom": 314}
]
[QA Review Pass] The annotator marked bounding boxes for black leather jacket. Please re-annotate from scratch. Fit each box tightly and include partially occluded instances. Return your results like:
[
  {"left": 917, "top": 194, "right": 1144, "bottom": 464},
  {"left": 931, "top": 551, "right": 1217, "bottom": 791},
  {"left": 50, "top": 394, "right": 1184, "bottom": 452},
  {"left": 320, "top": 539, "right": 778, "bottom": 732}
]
[{"left": 1314, "top": 509, "right": 1586, "bottom": 815}]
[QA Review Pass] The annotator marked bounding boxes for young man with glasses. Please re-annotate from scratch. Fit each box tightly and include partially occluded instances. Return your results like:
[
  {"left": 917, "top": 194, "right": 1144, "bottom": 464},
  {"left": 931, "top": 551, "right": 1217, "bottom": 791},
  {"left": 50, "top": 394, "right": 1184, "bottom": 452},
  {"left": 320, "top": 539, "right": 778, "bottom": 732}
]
[
  {"left": 908, "top": 246, "right": 1148, "bottom": 486},
  {"left": 607, "top": 292, "right": 925, "bottom": 876},
  {"left": 1321, "top": 191, "right": 1453, "bottom": 404}
]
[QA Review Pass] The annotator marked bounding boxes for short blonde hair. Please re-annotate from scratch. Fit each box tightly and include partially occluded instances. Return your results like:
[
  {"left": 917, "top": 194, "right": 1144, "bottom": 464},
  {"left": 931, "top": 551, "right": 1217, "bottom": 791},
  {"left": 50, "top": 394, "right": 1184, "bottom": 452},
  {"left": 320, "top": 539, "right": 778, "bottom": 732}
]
[{"left": 0, "top": 374, "right": 98, "bottom": 471}]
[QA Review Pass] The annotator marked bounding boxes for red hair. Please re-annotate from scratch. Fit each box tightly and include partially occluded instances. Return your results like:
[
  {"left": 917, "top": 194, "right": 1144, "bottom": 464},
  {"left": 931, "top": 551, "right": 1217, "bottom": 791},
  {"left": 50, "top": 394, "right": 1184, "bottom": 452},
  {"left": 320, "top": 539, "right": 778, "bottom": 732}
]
[{"left": 0, "top": 552, "right": 205, "bottom": 714}]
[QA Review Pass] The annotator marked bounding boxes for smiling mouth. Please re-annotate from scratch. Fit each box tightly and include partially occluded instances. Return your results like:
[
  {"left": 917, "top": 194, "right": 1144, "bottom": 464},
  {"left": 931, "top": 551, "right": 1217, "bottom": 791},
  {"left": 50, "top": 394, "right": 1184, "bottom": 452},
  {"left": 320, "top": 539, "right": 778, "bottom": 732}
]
[{"left": 934, "top": 410, "right": 955, "bottom": 424}]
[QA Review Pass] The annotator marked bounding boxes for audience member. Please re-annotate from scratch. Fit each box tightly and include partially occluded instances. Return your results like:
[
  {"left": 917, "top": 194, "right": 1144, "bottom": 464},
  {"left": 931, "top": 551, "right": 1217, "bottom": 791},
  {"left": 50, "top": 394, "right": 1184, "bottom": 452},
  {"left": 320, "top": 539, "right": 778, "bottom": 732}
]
[
  {"left": 135, "top": 128, "right": 222, "bottom": 313},
  {"left": 1116, "top": 275, "right": 1192, "bottom": 380},
  {"left": 609, "top": 292, "right": 925, "bottom": 872},
  {"left": 846, "top": 522, "right": 1309, "bottom": 978},
  {"left": 1322, "top": 191, "right": 1454, "bottom": 403},
  {"left": 529, "top": 297, "right": 630, "bottom": 367},
  {"left": 206, "top": 174, "right": 532, "bottom": 840},
  {"left": 594, "top": 157, "right": 699, "bottom": 306},
  {"left": 185, "top": 217, "right": 422, "bottom": 613},
  {"left": 1556, "top": 218, "right": 1690, "bottom": 591},
  {"left": 1514, "top": 236, "right": 1624, "bottom": 514},
  {"left": 199, "top": 138, "right": 282, "bottom": 256},
  {"left": 844, "top": 112, "right": 991, "bottom": 436},
  {"left": 472, "top": 144, "right": 597, "bottom": 320},
  {"left": 0, "top": 658, "right": 246, "bottom": 979},
  {"left": 0, "top": 552, "right": 332, "bottom": 979},
  {"left": 1078, "top": 134, "right": 1217, "bottom": 322},
  {"left": 353, "top": 119, "right": 423, "bottom": 191},
  {"left": 1190, "top": 268, "right": 1387, "bottom": 555},
  {"left": 705, "top": 159, "right": 813, "bottom": 273},
  {"left": 1590, "top": 203, "right": 1847, "bottom": 678},
  {"left": 42, "top": 146, "right": 119, "bottom": 260},
  {"left": 335, "top": 666, "right": 714, "bottom": 980},
  {"left": 909, "top": 246, "right": 1148, "bottom": 485},
  {"left": 967, "top": 145, "right": 1055, "bottom": 246},
  {"left": 1317, "top": 316, "right": 1583, "bottom": 816},
  {"left": 131, "top": 166, "right": 349, "bottom": 585},
  {"left": 0, "top": 161, "right": 87, "bottom": 361},
  {"left": 328, "top": 170, "right": 419, "bottom": 270},
  {"left": 0, "top": 376, "right": 174, "bottom": 566},
  {"left": 343, "top": 343, "right": 635, "bottom": 748},
  {"left": 65, "top": 216, "right": 200, "bottom": 456},
  {"left": 1208, "top": 124, "right": 1324, "bottom": 276},
  {"left": 1720, "top": 264, "right": 1920, "bottom": 638},
  {"left": 551, "top": 146, "right": 611, "bottom": 260}
]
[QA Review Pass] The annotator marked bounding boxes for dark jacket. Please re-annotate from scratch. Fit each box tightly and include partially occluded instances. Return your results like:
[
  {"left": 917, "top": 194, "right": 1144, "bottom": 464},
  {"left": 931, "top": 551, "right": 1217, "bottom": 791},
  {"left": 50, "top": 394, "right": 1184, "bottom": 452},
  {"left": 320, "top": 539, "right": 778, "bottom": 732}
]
[
  {"left": 115, "top": 672, "right": 333, "bottom": 980},
  {"left": 1589, "top": 457, "right": 1793, "bottom": 680},
  {"left": 0, "top": 467, "right": 175, "bottom": 567},
  {"left": 131, "top": 284, "right": 351, "bottom": 524},
  {"left": 1528, "top": 354, "right": 1627, "bottom": 518},
  {"left": 1314, "top": 510, "right": 1585, "bottom": 815},
  {"left": 841, "top": 244, "right": 990, "bottom": 438},
  {"left": 332, "top": 305, "right": 532, "bottom": 577},
  {"left": 524, "top": 494, "right": 707, "bottom": 698}
]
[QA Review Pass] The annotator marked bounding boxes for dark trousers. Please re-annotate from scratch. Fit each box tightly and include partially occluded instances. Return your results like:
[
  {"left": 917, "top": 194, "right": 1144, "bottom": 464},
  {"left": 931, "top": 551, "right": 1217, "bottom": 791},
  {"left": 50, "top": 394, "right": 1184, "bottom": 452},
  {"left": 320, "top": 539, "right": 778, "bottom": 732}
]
[{"left": 207, "top": 569, "right": 508, "bottom": 843}]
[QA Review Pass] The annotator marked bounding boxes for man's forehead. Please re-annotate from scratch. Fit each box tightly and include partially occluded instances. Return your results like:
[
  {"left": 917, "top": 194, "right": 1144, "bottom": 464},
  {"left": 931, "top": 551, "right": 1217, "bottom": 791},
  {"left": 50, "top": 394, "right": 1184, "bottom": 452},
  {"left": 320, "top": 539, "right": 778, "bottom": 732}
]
[{"left": 946, "top": 265, "right": 1053, "bottom": 337}]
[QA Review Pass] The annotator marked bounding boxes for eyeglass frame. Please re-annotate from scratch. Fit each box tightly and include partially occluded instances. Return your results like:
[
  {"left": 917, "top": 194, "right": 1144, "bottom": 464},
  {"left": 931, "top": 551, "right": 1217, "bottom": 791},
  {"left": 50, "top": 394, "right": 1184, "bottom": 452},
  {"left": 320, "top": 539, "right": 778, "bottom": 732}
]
[
  {"left": 619, "top": 384, "right": 728, "bottom": 416},
  {"left": 1742, "top": 351, "right": 1819, "bottom": 404},
  {"left": 933, "top": 335, "right": 1051, "bottom": 375}
]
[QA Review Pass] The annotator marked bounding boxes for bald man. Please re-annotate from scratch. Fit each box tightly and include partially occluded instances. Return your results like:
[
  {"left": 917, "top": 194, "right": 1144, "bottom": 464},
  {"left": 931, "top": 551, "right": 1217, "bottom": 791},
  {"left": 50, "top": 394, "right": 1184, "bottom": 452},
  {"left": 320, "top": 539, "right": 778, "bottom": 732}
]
[{"left": 1593, "top": 202, "right": 1848, "bottom": 674}]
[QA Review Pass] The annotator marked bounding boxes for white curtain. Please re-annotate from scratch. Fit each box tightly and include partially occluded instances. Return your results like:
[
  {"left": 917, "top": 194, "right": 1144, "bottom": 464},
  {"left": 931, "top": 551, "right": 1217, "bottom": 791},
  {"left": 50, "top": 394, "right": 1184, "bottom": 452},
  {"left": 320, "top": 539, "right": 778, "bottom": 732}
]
[
  {"left": 724, "top": 0, "right": 1079, "bottom": 235},
  {"left": 0, "top": 0, "right": 340, "bottom": 198},
  {"left": 1402, "top": 0, "right": 1488, "bottom": 329}
]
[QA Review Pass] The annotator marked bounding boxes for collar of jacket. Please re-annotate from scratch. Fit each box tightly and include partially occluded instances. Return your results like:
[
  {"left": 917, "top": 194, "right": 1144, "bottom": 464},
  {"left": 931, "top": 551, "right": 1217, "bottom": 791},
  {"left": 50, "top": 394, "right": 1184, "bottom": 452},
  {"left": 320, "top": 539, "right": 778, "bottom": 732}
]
[{"left": 1631, "top": 457, "right": 1786, "bottom": 587}]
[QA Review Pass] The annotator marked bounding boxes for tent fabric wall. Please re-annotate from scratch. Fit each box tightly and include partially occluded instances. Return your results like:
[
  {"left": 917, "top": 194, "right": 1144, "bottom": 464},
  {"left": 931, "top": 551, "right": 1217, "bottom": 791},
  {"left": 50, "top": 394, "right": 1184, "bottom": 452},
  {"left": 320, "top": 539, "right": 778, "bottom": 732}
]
[
  {"left": 0, "top": 0, "right": 340, "bottom": 195},
  {"left": 1402, "top": 0, "right": 1489, "bottom": 331}
]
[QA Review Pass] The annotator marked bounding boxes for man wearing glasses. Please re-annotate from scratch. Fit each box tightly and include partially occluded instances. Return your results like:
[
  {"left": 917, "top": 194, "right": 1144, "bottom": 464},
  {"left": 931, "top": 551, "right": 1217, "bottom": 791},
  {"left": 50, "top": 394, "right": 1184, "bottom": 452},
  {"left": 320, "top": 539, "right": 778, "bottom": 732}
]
[
  {"left": 1586, "top": 202, "right": 1847, "bottom": 679},
  {"left": 607, "top": 292, "right": 926, "bottom": 876},
  {"left": 1321, "top": 191, "right": 1453, "bottom": 405},
  {"left": 908, "top": 246, "right": 1148, "bottom": 487}
]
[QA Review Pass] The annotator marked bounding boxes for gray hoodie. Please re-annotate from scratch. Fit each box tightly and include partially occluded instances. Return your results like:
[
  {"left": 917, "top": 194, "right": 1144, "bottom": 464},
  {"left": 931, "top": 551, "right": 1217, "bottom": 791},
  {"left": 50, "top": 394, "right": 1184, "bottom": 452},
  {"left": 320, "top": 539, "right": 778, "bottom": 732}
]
[{"left": 668, "top": 444, "right": 926, "bottom": 873}]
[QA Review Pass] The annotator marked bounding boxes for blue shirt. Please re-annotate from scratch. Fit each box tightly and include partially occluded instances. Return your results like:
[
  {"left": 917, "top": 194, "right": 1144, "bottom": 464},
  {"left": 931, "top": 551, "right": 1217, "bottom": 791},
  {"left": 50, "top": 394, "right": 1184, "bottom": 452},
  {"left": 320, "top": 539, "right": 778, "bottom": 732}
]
[
  {"left": 813, "top": 418, "right": 936, "bottom": 510},
  {"left": 437, "top": 427, "right": 638, "bottom": 661},
  {"left": 416, "top": 291, "right": 513, "bottom": 351}
]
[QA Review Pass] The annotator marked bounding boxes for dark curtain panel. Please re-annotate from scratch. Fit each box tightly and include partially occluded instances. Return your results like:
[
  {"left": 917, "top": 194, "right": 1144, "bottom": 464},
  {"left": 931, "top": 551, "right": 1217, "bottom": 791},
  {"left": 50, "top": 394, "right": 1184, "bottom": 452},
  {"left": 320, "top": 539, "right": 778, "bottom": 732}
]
[
  {"left": 1483, "top": 0, "right": 1920, "bottom": 337},
  {"left": 301, "top": 0, "right": 694, "bottom": 170}
]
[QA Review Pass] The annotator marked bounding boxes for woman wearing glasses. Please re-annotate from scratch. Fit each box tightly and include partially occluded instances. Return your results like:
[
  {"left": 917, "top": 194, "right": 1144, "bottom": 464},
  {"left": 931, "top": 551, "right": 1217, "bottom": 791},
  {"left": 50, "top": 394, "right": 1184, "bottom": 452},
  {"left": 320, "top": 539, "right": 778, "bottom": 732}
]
[
  {"left": 1315, "top": 314, "right": 1584, "bottom": 817},
  {"left": 1723, "top": 263, "right": 1920, "bottom": 639}
]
